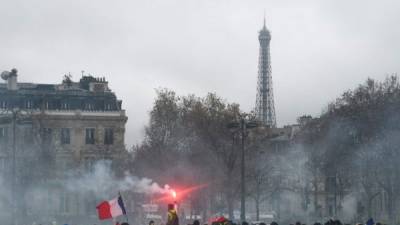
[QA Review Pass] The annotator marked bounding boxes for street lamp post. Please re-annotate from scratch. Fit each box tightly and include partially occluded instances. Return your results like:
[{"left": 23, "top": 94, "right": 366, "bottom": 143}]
[
  {"left": 0, "top": 69, "right": 19, "bottom": 225},
  {"left": 12, "top": 109, "right": 17, "bottom": 225},
  {"left": 228, "top": 114, "right": 258, "bottom": 222},
  {"left": 0, "top": 107, "right": 21, "bottom": 225},
  {"left": 1, "top": 69, "right": 36, "bottom": 225},
  {"left": 1, "top": 105, "right": 30, "bottom": 225}
]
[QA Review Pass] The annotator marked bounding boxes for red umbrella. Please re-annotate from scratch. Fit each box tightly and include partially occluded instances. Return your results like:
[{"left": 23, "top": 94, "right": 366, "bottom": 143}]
[{"left": 211, "top": 216, "right": 228, "bottom": 223}]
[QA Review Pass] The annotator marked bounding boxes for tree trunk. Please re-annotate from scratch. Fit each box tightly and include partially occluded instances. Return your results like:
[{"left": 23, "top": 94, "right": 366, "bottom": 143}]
[
  {"left": 209, "top": 189, "right": 216, "bottom": 217},
  {"left": 255, "top": 182, "right": 261, "bottom": 221},
  {"left": 226, "top": 172, "right": 234, "bottom": 220},
  {"left": 367, "top": 196, "right": 373, "bottom": 219},
  {"left": 255, "top": 197, "right": 260, "bottom": 221},
  {"left": 313, "top": 178, "right": 320, "bottom": 219},
  {"left": 228, "top": 194, "right": 234, "bottom": 220},
  {"left": 387, "top": 191, "right": 395, "bottom": 224}
]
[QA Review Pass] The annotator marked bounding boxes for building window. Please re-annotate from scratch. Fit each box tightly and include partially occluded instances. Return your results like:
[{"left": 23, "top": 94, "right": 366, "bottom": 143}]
[
  {"left": 23, "top": 128, "right": 33, "bottom": 145},
  {"left": 85, "top": 192, "right": 96, "bottom": 214},
  {"left": 105, "top": 103, "right": 112, "bottom": 110},
  {"left": 61, "top": 102, "right": 69, "bottom": 110},
  {"left": 84, "top": 157, "right": 95, "bottom": 172},
  {"left": 59, "top": 192, "right": 70, "bottom": 214},
  {"left": 0, "top": 101, "right": 7, "bottom": 109},
  {"left": 85, "top": 128, "right": 95, "bottom": 144},
  {"left": 104, "top": 128, "right": 114, "bottom": 145},
  {"left": 25, "top": 100, "right": 33, "bottom": 109},
  {"left": 0, "top": 127, "right": 7, "bottom": 142},
  {"left": 42, "top": 128, "right": 52, "bottom": 144},
  {"left": 61, "top": 128, "right": 71, "bottom": 145},
  {"left": 47, "top": 191, "right": 56, "bottom": 214},
  {"left": 85, "top": 103, "right": 94, "bottom": 111}
]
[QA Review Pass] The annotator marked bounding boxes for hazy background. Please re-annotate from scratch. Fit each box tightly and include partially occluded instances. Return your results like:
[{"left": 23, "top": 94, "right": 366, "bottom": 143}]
[{"left": 0, "top": 0, "right": 399, "bottom": 147}]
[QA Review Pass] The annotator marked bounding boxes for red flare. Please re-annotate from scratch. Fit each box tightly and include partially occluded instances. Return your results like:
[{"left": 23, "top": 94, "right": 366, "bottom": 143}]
[
  {"left": 171, "top": 190, "right": 177, "bottom": 199},
  {"left": 153, "top": 183, "right": 208, "bottom": 202}
]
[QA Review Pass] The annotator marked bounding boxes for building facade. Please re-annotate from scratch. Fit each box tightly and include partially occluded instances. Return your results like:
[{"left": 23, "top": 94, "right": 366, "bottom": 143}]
[{"left": 0, "top": 69, "right": 128, "bottom": 224}]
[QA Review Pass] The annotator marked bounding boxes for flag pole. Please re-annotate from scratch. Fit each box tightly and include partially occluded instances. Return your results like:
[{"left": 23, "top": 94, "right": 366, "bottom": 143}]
[{"left": 119, "top": 191, "right": 129, "bottom": 223}]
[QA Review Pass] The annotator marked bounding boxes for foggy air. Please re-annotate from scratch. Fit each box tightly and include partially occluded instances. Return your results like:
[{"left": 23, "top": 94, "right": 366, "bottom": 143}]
[{"left": 0, "top": 1, "right": 400, "bottom": 225}]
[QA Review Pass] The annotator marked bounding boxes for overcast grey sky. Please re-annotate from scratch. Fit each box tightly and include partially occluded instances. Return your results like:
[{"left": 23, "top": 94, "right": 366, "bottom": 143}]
[{"left": 0, "top": 0, "right": 399, "bottom": 147}]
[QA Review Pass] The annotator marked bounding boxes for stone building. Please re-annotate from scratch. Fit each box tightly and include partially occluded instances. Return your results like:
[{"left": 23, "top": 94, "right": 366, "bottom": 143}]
[{"left": 0, "top": 69, "right": 128, "bottom": 224}]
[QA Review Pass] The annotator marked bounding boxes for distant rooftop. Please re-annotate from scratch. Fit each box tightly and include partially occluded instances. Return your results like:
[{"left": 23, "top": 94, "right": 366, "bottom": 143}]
[{"left": 0, "top": 72, "right": 123, "bottom": 111}]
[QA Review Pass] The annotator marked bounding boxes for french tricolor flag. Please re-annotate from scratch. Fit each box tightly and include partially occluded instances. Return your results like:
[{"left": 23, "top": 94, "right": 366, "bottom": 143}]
[{"left": 96, "top": 195, "right": 127, "bottom": 220}]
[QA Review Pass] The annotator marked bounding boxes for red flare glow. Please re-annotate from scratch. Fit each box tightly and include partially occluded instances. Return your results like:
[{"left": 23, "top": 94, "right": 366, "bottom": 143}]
[
  {"left": 171, "top": 190, "right": 177, "bottom": 199},
  {"left": 153, "top": 183, "right": 208, "bottom": 202}
]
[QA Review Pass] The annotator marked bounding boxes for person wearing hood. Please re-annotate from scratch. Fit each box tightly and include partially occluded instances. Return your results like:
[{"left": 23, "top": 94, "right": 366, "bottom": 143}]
[{"left": 167, "top": 204, "right": 179, "bottom": 225}]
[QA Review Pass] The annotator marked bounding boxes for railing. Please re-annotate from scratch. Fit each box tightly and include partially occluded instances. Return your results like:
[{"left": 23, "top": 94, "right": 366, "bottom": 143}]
[{"left": 0, "top": 109, "right": 126, "bottom": 117}]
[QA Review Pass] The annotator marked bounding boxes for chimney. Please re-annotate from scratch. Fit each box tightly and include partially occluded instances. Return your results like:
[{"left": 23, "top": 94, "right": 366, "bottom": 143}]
[
  {"left": 88, "top": 77, "right": 109, "bottom": 92},
  {"left": 1, "top": 68, "right": 18, "bottom": 90},
  {"left": 7, "top": 68, "right": 18, "bottom": 90}
]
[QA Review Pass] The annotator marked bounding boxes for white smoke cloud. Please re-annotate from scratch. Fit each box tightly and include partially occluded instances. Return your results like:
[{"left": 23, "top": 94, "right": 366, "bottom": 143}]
[{"left": 65, "top": 160, "right": 171, "bottom": 197}]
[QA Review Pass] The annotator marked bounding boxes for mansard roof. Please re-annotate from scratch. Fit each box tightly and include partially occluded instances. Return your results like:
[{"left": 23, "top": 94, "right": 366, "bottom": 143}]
[{"left": 0, "top": 75, "right": 123, "bottom": 111}]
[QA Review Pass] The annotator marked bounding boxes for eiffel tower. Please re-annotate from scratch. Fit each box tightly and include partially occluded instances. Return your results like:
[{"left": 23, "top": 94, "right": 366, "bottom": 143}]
[{"left": 255, "top": 17, "right": 276, "bottom": 128}]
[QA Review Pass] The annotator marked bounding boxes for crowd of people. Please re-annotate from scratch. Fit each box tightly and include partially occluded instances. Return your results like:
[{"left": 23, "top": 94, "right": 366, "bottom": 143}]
[
  {"left": 106, "top": 207, "right": 386, "bottom": 225},
  {"left": 30, "top": 207, "right": 385, "bottom": 225},
  {"left": 189, "top": 218, "right": 385, "bottom": 225},
  {"left": 136, "top": 213, "right": 386, "bottom": 225},
  {"left": 30, "top": 218, "right": 386, "bottom": 225}
]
